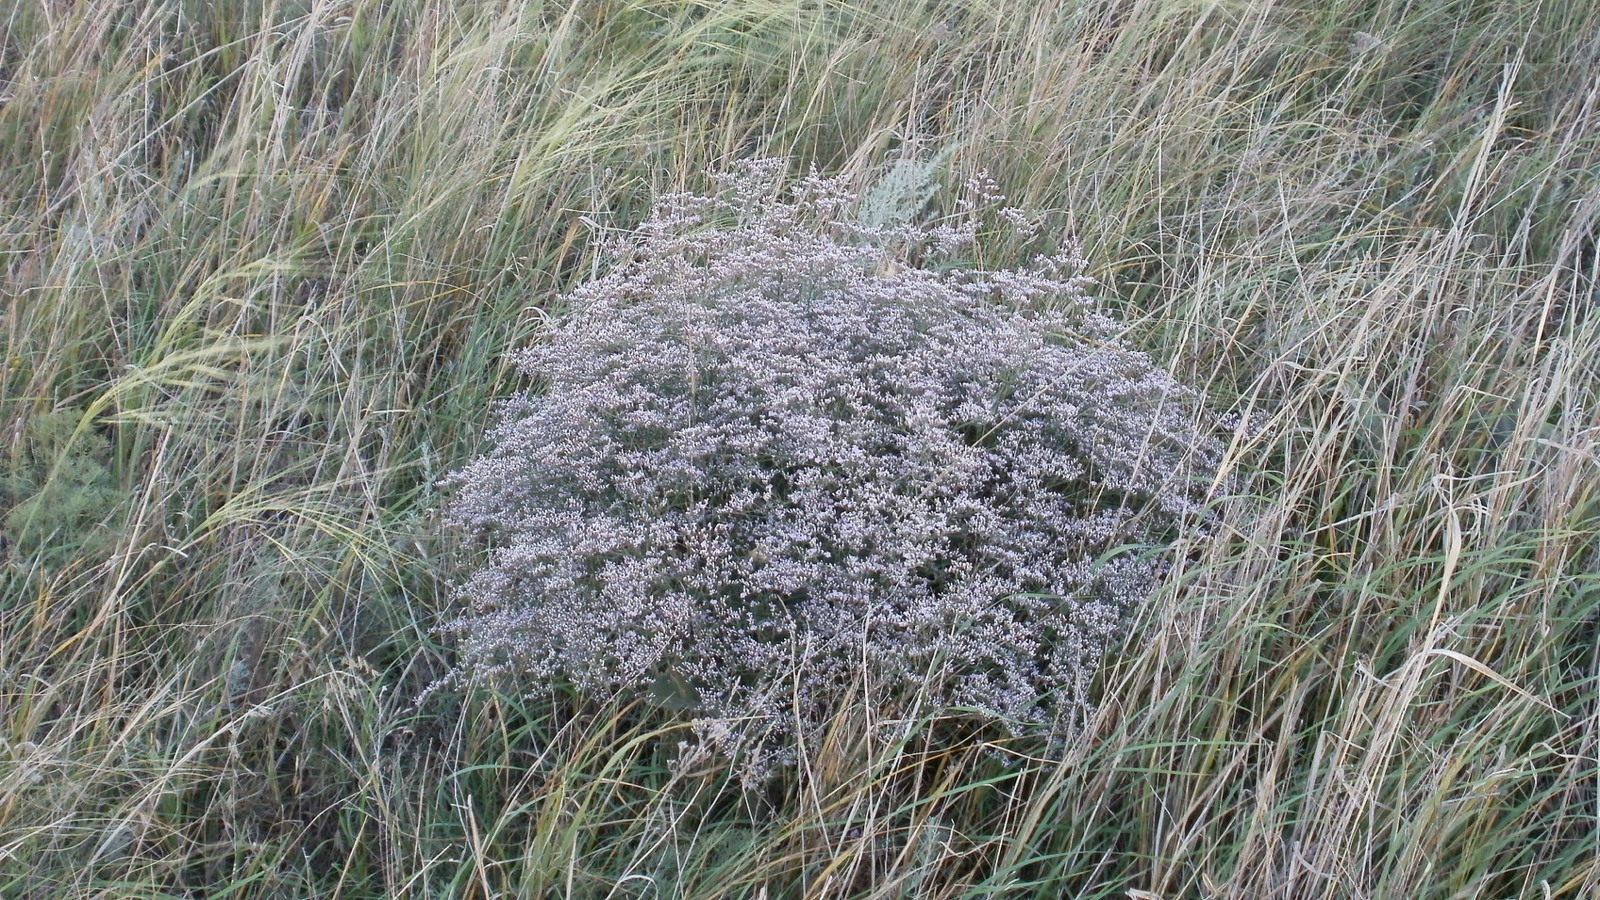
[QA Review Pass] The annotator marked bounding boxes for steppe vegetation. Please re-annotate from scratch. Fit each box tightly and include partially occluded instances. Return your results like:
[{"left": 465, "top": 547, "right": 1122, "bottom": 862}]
[{"left": 1, "top": 1, "right": 1596, "bottom": 898}]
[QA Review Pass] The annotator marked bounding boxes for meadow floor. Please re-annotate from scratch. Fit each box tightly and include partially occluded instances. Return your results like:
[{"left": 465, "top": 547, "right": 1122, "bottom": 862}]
[{"left": 1, "top": 1, "right": 1597, "bottom": 898}]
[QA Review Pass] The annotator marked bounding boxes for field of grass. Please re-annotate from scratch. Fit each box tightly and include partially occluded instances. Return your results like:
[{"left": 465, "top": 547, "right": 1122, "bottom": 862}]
[{"left": 2, "top": 0, "right": 1597, "bottom": 897}]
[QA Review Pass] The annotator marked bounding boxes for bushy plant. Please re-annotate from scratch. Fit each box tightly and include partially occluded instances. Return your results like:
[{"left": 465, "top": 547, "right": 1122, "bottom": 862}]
[
  {"left": 2, "top": 408, "right": 127, "bottom": 569},
  {"left": 442, "top": 160, "right": 1222, "bottom": 773}
]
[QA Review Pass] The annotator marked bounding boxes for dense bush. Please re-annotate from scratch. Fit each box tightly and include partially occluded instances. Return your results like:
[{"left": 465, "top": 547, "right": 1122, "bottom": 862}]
[{"left": 442, "top": 160, "right": 1222, "bottom": 773}]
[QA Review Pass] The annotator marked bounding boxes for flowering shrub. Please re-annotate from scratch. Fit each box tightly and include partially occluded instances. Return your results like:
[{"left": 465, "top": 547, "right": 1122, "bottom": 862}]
[{"left": 442, "top": 160, "right": 1221, "bottom": 771}]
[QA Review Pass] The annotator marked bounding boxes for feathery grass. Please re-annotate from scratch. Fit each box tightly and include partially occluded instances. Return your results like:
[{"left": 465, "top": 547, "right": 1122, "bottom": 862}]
[{"left": 2, "top": 1, "right": 1596, "bottom": 897}]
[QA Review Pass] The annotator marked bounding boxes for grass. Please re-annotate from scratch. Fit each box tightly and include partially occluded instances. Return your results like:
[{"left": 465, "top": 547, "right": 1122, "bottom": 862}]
[{"left": 1, "top": 0, "right": 1596, "bottom": 897}]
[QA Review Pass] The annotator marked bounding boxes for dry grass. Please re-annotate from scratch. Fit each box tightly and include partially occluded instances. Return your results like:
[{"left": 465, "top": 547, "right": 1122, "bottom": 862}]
[{"left": 2, "top": 1, "right": 1596, "bottom": 898}]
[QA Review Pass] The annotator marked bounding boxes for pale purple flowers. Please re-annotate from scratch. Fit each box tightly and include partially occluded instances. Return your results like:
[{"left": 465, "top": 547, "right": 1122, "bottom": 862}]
[{"left": 442, "top": 161, "right": 1221, "bottom": 770}]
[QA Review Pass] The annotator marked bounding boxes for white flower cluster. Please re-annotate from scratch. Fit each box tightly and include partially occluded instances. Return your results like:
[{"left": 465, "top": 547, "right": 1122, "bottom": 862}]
[{"left": 442, "top": 160, "right": 1221, "bottom": 772}]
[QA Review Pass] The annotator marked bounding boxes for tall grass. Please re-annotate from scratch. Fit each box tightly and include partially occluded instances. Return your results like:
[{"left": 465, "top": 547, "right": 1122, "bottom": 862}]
[{"left": 1, "top": 0, "right": 1595, "bottom": 897}]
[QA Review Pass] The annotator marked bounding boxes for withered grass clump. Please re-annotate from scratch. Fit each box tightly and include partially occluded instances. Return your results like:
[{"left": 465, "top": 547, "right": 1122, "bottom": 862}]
[{"left": 442, "top": 161, "right": 1222, "bottom": 771}]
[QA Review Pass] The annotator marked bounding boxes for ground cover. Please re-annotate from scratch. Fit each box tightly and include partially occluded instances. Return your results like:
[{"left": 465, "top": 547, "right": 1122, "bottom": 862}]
[{"left": 1, "top": 1, "right": 1596, "bottom": 898}]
